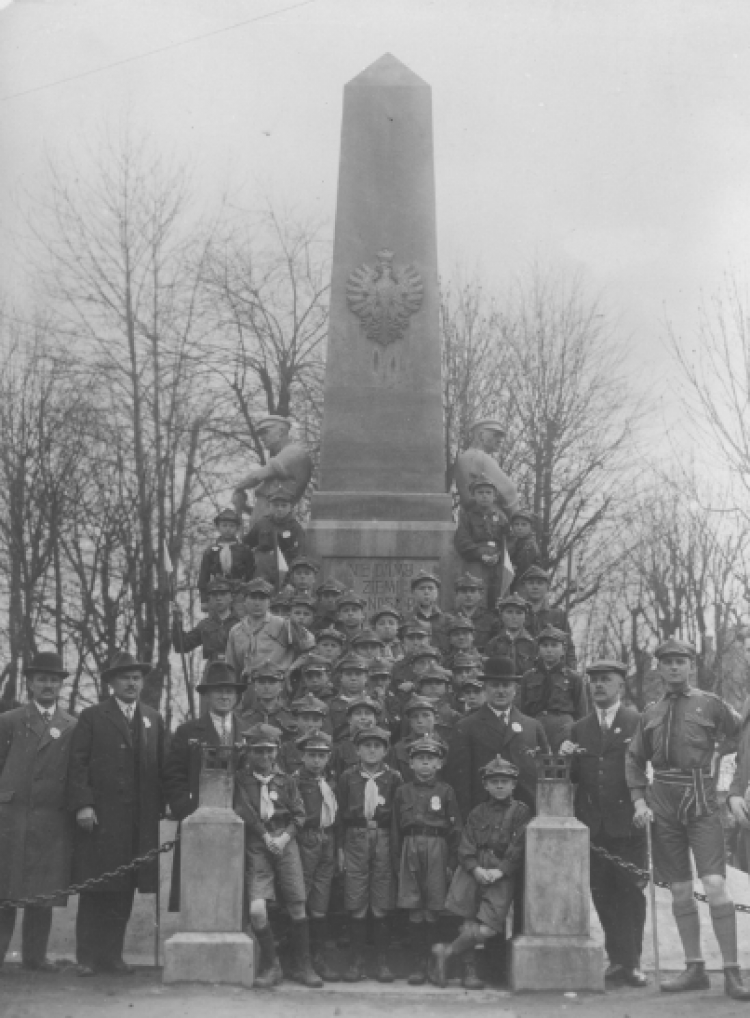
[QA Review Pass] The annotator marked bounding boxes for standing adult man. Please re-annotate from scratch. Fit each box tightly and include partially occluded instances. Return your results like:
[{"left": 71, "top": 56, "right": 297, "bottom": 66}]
[
  {"left": 560, "top": 660, "right": 647, "bottom": 988},
  {"left": 446, "top": 657, "right": 549, "bottom": 817},
  {"left": 627, "top": 639, "right": 750, "bottom": 999},
  {"left": 67, "top": 651, "right": 164, "bottom": 976},
  {"left": 519, "top": 565, "right": 577, "bottom": 669},
  {"left": 233, "top": 415, "right": 313, "bottom": 529},
  {"left": 0, "top": 652, "right": 76, "bottom": 973},
  {"left": 453, "top": 419, "right": 518, "bottom": 514}
]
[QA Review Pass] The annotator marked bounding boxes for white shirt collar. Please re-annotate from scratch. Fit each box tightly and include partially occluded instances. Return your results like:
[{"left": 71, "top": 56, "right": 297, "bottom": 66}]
[
  {"left": 34, "top": 700, "right": 55, "bottom": 719},
  {"left": 597, "top": 700, "right": 620, "bottom": 728},
  {"left": 210, "top": 712, "right": 232, "bottom": 732},
  {"left": 115, "top": 697, "right": 136, "bottom": 719},
  {"left": 488, "top": 704, "right": 510, "bottom": 721}
]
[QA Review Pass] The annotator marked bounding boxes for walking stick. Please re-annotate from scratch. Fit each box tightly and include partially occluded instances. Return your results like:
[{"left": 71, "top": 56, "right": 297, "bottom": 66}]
[
  {"left": 165, "top": 541, "right": 196, "bottom": 720},
  {"left": 154, "top": 847, "right": 161, "bottom": 968},
  {"left": 646, "top": 819, "right": 661, "bottom": 989}
]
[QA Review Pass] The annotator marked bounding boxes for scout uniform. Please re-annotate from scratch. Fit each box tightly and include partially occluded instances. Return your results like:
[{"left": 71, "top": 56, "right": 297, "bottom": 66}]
[
  {"left": 271, "top": 592, "right": 293, "bottom": 617},
  {"left": 293, "top": 730, "right": 340, "bottom": 981},
  {"left": 392, "top": 735, "right": 462, "bottom": 984},
  {"left": 330, "top": 696, "right": 381, "bottom": 779},
  {"left": 506, "top": 508, "right": 541, "bottom": 582},
  {"left": 433, "top": 757, "right": 532, "bottom": 990},
  {"left": 233, "top": 724, "right": 316, "bottom": 988},
  {"left": 197, "top": 507, "right": 255, "bottom": 604},
  {"left": 455, "top": 674, "right": 485, "bottom": 715},
  {"left": 626, "top": 639, "right": 749, "bottom": 998},
  {"left": 370, "top": 606, "right": 404, "bottom": 660},
  {"left": 350, "top": 628, "right": 386, "bottom": 659},
  {"left": 486, "top": 593, "right": 537, "bottom": 675},
  {"left": 243, "top": 484, "right": 306, "bottom": 588},
  {"left": 172, "top": 578, "right": 241, "bottom": 663},
  {"left": 366, "top": 657, "right": 401, "bottom": 738},
  {"left": 520, "top": 565, "right": 577, "bottom": 668},
  {"left": 405, "top": 570, "right": 450, "bottom": 654},
  {"left": 295, "top": 656, "right": 336, "bottom": 724},
  {"left": 312, "top": 578, "right": 346, "bottom": 633},
  {"left": 453, "top": 474, "right": 510, "bottom": 608},
  {"left": 411, "top": 666, "right": 463, "bottom": 744},
  {"left": 453, "top": 574, "right": 499, "bottom": 652},
  {"left": 337, "top": 727, "right": 402, "bottom": 981},
  {"left": 239, "top": 661, "right": 298, "bottom": 740},
  {"left": 328, "top": 654, "right": 370, "bottom": 742},
  {"left": 277, "top": 693, "right": 330, "bottom": 774},
  {"left": 391, "top": 645, "right": 442, "bottom": 709},
  {"left": 314, "top": 626, "right": 347, "bottom": 672},
  {"left": 388, "top": 696, "right": 441, "bottom": 782},
  {"left": 334, "top": 591, "right": 367, "bottom": 649},
  {"left": 443, "top": 615, "right": 478, "bottom": 672},
  {"left": 517, "top": 625, "right": 586, "bottom": 750}
]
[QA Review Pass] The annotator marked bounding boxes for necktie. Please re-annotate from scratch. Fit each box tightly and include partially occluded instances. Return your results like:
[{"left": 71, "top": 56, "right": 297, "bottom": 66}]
[
  {"left": 599, "top": 710, "right": 609, "bottom": 733},
  {"left": 362, "top": 770, "right": 383, "bottom": 820},
  {"left": 221, "top": 717, "right": 231, "bottom": 746},
  {"left": 254, "top": 773, "right": 275, "bottom": 820},
  {"left": 318, "top": 777, "right": 337, "bottom": 828},
  {"left": 41, "top": 711, "right": 51, "bottom": 726},
  {"left": 219, "top": 542, "right": 233, "bottom": 575}
]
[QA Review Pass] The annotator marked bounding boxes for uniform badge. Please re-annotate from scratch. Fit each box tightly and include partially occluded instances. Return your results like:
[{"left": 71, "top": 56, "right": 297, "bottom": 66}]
[
  {"left": 143, "top": 717, "right": 152, "bottom": 729},
  {"left": 282, "top": 531, "right": 291, "bottom": 539},
  {"left": 614, "top": 727, "right": 621, "bottom": 734},
  {"left": 269, "top": 790, "right": 279, "bottom": 801},
  {"left": 512, "top": 722, "right": 523, "bottom": 732},
  {"left": 430, "top": 796, "right": 442, "bottom": 811},
  {"left": 377, "top": 795, "right": 386, "bottom": 806},
  {"left": 49, "top": 727, "right": 60, "bottom": 739}
]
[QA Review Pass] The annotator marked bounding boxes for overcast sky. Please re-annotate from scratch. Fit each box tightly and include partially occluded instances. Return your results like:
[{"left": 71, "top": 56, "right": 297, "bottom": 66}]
[{"left": 2, "top": 0, "right": 749, "bottom": 385}]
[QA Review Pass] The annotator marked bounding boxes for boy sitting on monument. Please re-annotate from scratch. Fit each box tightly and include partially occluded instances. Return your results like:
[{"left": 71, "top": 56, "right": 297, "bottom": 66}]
[
  {"left": 293, "top": 730, "right": 341, "bottom": 982},
  {"left": 392, "top": 735, "right": 462, "bottom": 985},
  {"left": 328, "top": 654, "right": 370, "bottom": 742},
  {"left": 335, "top": 592, "right": 367, "bottom": 647},
  {"left": 454, "top": 474, "right": 510, "bottom": 611},
  {"left": 313, "top": 627, "right": 346, "bottom": 673},
  {"left": 486, "top": 594, "right": 537, "bottom": 677},
  {"left": 517, "top": 625, "right": 587, "bottom": 752},
  {"left": 371, "top": 606, "right": 404, "bottom": 659},
  {"left": 452, "top": 573, "right": 499, "bottom": 652},
  {"left": 388, "top": 696, "right": 441, "bottom": 782},
  {"left": 313, "top": 579, "right": 346, "bottom": 633},
  {"left": 330, "top": 695, "right": 381, "bottom": 779},
  {"left": 431, "top": 756, "right": 532, "bottom": 990},
  {"left": 234, "top": 723, "right": 320, "bottom": 988},
  {"left": 405, "top": 571, "right": 449, "bottom": 654},
  {"left": 507, "top": 509, "right": 541, "bottom": 583},
  {"left": 278, "top": 693, "right": 330, "bottom": 774},
  {"left": 197, "top": 506, "right": 255, "bottom": 609},
  {"left": 243, "top": 485, "right": 306, "bottom": 590},
  {"left": 337, "top": 726, "right": 402, "bottom": 982}
]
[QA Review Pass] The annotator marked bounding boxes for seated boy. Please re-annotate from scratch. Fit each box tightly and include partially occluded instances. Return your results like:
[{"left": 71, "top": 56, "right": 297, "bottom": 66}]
[
  {"left": 431, "top": 756, "right": 532, "bottom": 990},
  {"left": 392, "top": 735, "right": 461, "bottom": 985},
  {"left": 486, "top": 594, "right": 536, "bottom": 677},
  {"left": 517, "top": 625, "right": 587, "bottom": 751},
  {"left": 389, "top": 695, "right": 440, "bottom": 782},
  {"left": 286, "top": 557, "right": 320, "bottom": 599},
  {"left": 278, "top": 692, "right": 329, "bottom": 774},
  {"left": 314, "top": 627, "right": 346, "bottom": 673},
  {"left": 335, "top": 592, "right": 367, "bottom": 647},
  {"left": 350, "top": 628, "right": 385, "bottom": 662},
  {"left": 453, "top": 474, "right": 510, "bottom": 610},
  {"left": 313, "top": 579, "right": 346, "bottom": 633},
  {"left": 294, "top": 730, "right": 340, "bottom": 982},
  {"left": 507, "top": 509, "right": 541, "bottom": 583},
  {"left": 443, "top": 616, "right": 478, "bottom": 672},
  {"left": 233, "top": 723, "right": 320, "bottom": 988},
  {"left": 328, "top": 653, "right": 370, "bottom": 742},
  {"left": 371, "top": 606, "right": 403, "bottom": 660},
  {"left": 336, "top": 726, "right": 402, "bottom": 982},
  {"left": 197, "top": 506, "right": 255, "bottom": 608},
  {"left": 243, "top": 484, "right": 305, "bottom": 590},
  {"left": 239, "top": 660, "right": 297, "bottom": 739},
  {"left": 453, "top": 573, "right": 498, "bottom": 651},
  {"left": 331, "top": 695, "right": 381, "bottom": 779},
  {"left": 405, "top": 571, "right": 449, "bottom": 654}
]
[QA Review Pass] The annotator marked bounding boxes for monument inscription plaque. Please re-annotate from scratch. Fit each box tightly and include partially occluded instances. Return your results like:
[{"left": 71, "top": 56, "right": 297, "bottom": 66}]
[{"left": 327, "top": 556, "right": 441, "bottom": 613}]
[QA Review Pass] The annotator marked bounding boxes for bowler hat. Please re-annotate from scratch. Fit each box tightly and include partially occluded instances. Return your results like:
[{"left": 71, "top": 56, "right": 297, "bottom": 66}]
[
  {"left": 407, "top": 734, "right": 447, "bottom": 759},
  {"left": 654, "top": 638, "right": 695, "bottom": 661},
  {"left": 480, "top": 657, "right": 521, "bottom": 683},
  {"left": 102, "top": 650, "right": 150, "bottom": 683},
  {"left": 196, "top": 660, "right": 244, "bottom": 694},
  {"left": 510, "top": 508, "right": 536, "bottom": 524},
  {"left": 480, "top": 755, "right": 519, "bottom": 780},
  {"left": 214, "top": 507, "right": 240, "bottom": 526},
  {"left": 24, "top": 651, "right": 69, "bottom": 679}
]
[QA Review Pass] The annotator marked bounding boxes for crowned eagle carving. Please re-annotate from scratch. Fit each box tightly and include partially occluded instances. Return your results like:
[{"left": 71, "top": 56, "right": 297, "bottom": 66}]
[{"left": 346, "top": 249, "right": 424, "bottom": 347}]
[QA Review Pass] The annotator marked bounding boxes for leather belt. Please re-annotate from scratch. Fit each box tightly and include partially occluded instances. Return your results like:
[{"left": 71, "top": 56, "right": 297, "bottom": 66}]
[
  {"left": 344, "top": 818, "right": 390, "bottom": 829},
  {"left": 402, "top": 825, "right": 447, "bottom": 838}
]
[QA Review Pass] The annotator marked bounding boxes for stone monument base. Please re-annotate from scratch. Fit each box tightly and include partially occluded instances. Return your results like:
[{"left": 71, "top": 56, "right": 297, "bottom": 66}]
[
  {"left": 510, "top": 935, "right": 604, "bottom": 992},
  {"left": 306, "top": 518, "right": 457, "bottom": 613},
  {"left": 163, "top": 932, "right": 255, "bottom": 987}
]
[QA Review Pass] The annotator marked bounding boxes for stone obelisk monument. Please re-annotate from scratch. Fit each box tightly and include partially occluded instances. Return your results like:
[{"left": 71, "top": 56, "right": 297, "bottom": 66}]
[{"left": 308, "top": 54, "right": 455, "bottom": 611}]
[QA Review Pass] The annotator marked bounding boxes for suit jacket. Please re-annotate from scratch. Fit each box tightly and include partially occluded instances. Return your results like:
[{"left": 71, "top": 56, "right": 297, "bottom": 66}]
[
  {"left": 163, "top": 713, "right": 240, "bottom": 822},
  {"left": 67, "top": 697, "right": 164, "bottom": 893},
  {"left": 445, "top": 703, "right": 550, "bottom": 818},
  {"left": 570, "top": 705, "right": 642, "bottom": 839},
  {"left": 0, "top": 702, "right": 76, "bottom": 902}
]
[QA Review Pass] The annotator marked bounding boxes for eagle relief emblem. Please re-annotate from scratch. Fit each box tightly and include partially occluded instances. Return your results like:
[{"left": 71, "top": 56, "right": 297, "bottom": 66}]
[{"left": 346, "top": 249, "right": 424, "bottom": 347}]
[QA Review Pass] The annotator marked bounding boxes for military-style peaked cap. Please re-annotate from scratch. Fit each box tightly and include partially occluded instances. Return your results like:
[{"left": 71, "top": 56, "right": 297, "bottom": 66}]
[
  {"left": 243, "top": 578, "right": 274, "bottom": 597},
  {"left": 454, "top": 573, "right": 485, "bottom": 590},
  {"left": 537, "top": 625, "right": 568, "bottom": 644},
  {"left": 351, "top": 628, "right": 384, "bottom": 647},
  {"left": 448, "top": 615, "right": 475, "bottom": 633},
  {"left": 370, "top": 604, "right": 402, "bottom": 623},
  {"left": 403, "top": 695, "right": 437, "bottom": 715},
  {"left": 408, "top": 734, "right": 447, "bottom": 759},
  {"left": 519, "top": 564, "right": 550, "bottom": 584},
  {"left": 296, "top": 730, "right": 333, "bottom": 752},
  {"left": 654, "top": 638, "right": 696, "bottom": 660},
  {"left": 206, "top": 577, "right": 233, "bottom": 595},
  {"left": 214, "top": 506, "right": 241, "bottom": 525},
  {"left": 480, "top": 755, "right": 519, "bottom": 780},
  {"left": 469, "top": 471, "right": 499, "bottom": 493},
  {"left": 410, "top": 570, "right": 441, "bottom": 589},
  {"left": 353, "top": 725, "right": 390, "bottom": 747},
  {"left": 496, "top": 593, "right": 529, "bottom": 612},
  {"left": 250, "top": 660, "right": 285, "bottom": 683},
  {"left": 335, "top": 653, "right": 369, "bottom": 673},
  {"left": 586, "top": 659, "right": 628, "bottom": 677},
  {"left": 291, "top": 692, "right": 328, "bottom": 716},
  {"left": 345, "top": 695, "right": 381, "bottom": 716},
  {"left": 244, "top": 723, "right": 282, "bottom": 748},
  {"left": 316, "top": 626, "right": 346, "bottom": 645}
]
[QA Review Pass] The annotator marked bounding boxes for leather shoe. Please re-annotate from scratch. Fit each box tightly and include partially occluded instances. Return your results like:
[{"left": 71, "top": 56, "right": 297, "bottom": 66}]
[
  {"left": 725, "top": 966, "right": 750, "bottom": 1000},
  {"left": 604, "top": 962, "right": 623, "bottom": 981},
  {"left": 76, "top": 965, "right": 97, "bottom": 977},
  {"left": 620, "top": 968, "right": 648, "bottom": 988},
  {"left": 661, "top": 961, "right": 710, "bottom": 993},
  {"left": 108, "top": 960, "right": 135, "bottom": 976},
  {"left": 23, "top": 959, "right": 60, "bottom": 974}
]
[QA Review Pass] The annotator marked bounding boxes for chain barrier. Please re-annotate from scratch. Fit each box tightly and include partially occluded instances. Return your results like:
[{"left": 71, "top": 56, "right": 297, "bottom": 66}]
[
  {"left": 590, "top": 842, "right": 750, "bottom": 914},
  {"left": 0, "top": 840, "right": 176, "bottom": 910}
]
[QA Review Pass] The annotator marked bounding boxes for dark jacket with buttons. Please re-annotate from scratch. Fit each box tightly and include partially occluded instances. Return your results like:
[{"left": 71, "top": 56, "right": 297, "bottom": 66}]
[
  {"left": 486, "top": 627, "right": 537, "bottom": 677},
  {"left": 570, "top": 706, "right": 642, "bottom": 839},
  {"left": 392, "top": 779, "right": 462, "bottom": 868},
  {"left": 294, "top": 768, "right": 338, "bottom": 830},
  {"left": 454, "top": 506, "right": 509, "bottom": 562},
  {"left": 457, "top": 796, "right": 531, "bottom": 877},
  {"left": 233, "top": 767, "right": 306, "bottom": 841},
  {"left": 337, "top": 765, "right": 402, "bottom": 828},
  {"left": 172, "top": 611, "right": 241, "bottom": 660},
  {"left": 518, "top": 661, "right": 588, "bottom": 720},
  {"left": 526, "top": 605, "right": 577, "bottom": 668},
  {"left": 197, "top": 542, "right": 255, "bottom": 599}
]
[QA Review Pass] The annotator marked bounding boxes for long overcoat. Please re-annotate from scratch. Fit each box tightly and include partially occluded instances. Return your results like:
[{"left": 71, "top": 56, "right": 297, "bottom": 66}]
[
  {"left": 0, "top": 702, "right": 77, "bottom": 904},
  {"left": 67, "top": 697, "right": 164, "bottom": 894}
]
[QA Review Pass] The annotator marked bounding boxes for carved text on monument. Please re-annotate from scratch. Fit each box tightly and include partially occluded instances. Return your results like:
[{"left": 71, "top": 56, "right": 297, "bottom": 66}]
[
  {"left": 346, "top": 249, "right": 423, "bottom": 347},
  {"left": 326, "top": 557, "right": 440, "bottom": 612}
]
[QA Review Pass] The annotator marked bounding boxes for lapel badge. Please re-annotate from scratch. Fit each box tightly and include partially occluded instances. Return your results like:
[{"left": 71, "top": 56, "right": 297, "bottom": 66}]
[
  {"left": 614, "top": 727, "right": 621, "bottom": 734},
  {"left": 49, "top": 727, "right": 60, "bottom": 739},
  {"left": 282, "top": 531, "right": 291, "bottom": 539},
  {"left": 430, "top": 795, "right": 442, "bottom": 811},
  {"left": 143, "top": 717, "right": 152, "bottom": 729},
  {"left": 511, "top": 722, "right": 523, "bottom": 733},
  {"left": 377, "top": 795, "right": 386, "bottom": 806},
  {"left": 269, "top": 790, "right": 279, "bottom": 801}
]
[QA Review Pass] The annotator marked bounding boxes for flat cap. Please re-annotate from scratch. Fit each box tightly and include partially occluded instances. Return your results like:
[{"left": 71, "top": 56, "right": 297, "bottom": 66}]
[
  {"left": 654, "top": 638, "right": 696, "bottom": 660},
  {"left": 537, "top": 625, "right": 568, "bottom": 644},
  {"left": 243, "top": 723, "right": 282, "bottom": 748},
  {"left": 451, "top": 651, "right": 483, "bottom": 671},
  {"left": 243, "top": 578, "right": 274, "bottom": 597},
  {"left": 353, "top": 725, "right": 390, "bottom": 747},
  {"left": 410, "top": 570, "right": 441, "bottom": 589},
  {"left": 586, "top": 659, "right": 628, "bottom": 677},
  {"left": 213, "top": 506, "right": 241, "bottom": 525},
  {"left": 480, "top": 755, "right": 519, "bottom": 780},
  {"left": 407, "top": 735, "right": 447, "bottom": 759},
  {"left": 296, "top": 730, "right": 333, "bottom": 752},
  {"left": 291, "top": 692, "right": 328, "bottom": 716}
]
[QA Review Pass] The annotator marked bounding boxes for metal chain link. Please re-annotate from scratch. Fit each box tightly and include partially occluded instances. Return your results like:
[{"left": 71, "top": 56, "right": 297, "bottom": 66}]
[
  {"left": 0, "top": 840, "right": 176, "bottom": 910},
  {"left": 590, "top": 842, "right": 750, "bottom": 914}
]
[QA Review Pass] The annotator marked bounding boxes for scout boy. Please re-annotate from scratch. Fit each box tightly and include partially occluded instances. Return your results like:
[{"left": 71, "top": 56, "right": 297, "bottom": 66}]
[
  {"left": 239, "top": 660, "right": 298, "bottom": 740},
  {"left": 366, "top": 657, "right": 400, "bottom": 737},
  {"left": 456, "top": 674, "right": 485, "bottom": 715},
  {"left": 336, "top": 726, "right": 402, "bottom": 982},
  {"left": 243, "top": 485, "right": 306, "bottom": 589},
  {"left": 172, "top": 577, "right": 241, "bottom": 674},
  {"left": 389, "top": 695, "right": 440, "bottom": 782},
  {"left": 517, "top": 625, "right": 587, "bottom": 751},
  {"left": 314, "top": 627, "right": 346, "bottom": 672},
  {"left": 371, "top": 606, "right": 404, "bottom": 659},
  {"left": 392, "top": 645, "right": 442, "bottom": 707},
  {"left": 452, "top": 573, "right": 498, "bottom": 651},
  {"left": 453, "top": 474, "right": 510, "bottom": 609},
  {"left": 519, "top": 565, "right": 577, "bottom": 668},
  {"left": 507, "top": 509, "right": 541, "bottom": 582},
  {"left": 431, "top": 756, "right": 532, "bottom": 990},
  {"left": 406, "top": 571, "right": 449, "bottom": 653},
  {"left": 350, "top": 628, "right": 386, "bottom": 662},
  {"left": 197, "top": 506, "right": 255, "bottom": 607},
  {"left": 328, "top": 654, "right": 370, "bottom": 742},
  {"left": 294, "top": 730, "right": 340, "bottom": 981},
  {"left": 278, "top": 693, "right": 329, "bottom": 775},
  {"left": 286, "top": 557, "right": 320, "bottom": 599},
  {"left": 486, "top": 593, "right": 537, "bottom": 678},
  {"left": 234, "top": 724, "right": 319, "bottom": 988},
  {"left": 443, "top": 616, "right": 478, "bottom": 671},
  {"left": 331, "top": 696, "right": 381, "bottom": 779},
  {"left": 313, "top": 579, "right": 346, "bottom": 633},
  {"left": 297, "top": 655, "right": 336, "bottom": 708},
  {"left": 413, "top": 666, "right": 462, "bottom": 745},
  {"left": 392, "top": 735, "right": 462, "bottom": 985},
  {"left": 335, "top": 592, "right": 367, "bottom": 646}
]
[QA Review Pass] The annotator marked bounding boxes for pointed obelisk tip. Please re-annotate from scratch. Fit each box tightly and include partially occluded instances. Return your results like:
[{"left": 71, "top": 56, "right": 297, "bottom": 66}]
[{"left": 346, "top": 53, "right": 429, "bottom": 88}]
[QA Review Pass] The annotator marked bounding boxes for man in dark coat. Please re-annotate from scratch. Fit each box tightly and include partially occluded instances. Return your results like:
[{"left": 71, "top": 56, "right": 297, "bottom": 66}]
[
  {"left": 162, "top": 661, "right": 244, "bottom": 911},
  {"left": 67, "top": 651, "right": 164, "bottom": 976},
  {"left": 561, "top": 660, "right": 647, "bottom": 988},
  {"left": 445, "top": 657, "right": 549, "bottom": 817},
  {"left": 0, "top": 652, "right": 76, "bottom": 972}
]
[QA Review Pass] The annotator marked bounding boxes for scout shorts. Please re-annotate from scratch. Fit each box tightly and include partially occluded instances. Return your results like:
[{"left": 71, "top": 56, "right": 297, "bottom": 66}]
[
  {"left": 297, "top": 827, "right": 336, "bottom": 915},
  {"left": 397, "top": 834, "right": 449, "bottom": 912},
  {"left": 649, "top": 780, "right": 726, "bottom": 883},
  {"left": 246, "top": 836, "right": 306, "bottom": 905},
  {"left": 343, "top": 827, "right": 396, "bottom": 913}
]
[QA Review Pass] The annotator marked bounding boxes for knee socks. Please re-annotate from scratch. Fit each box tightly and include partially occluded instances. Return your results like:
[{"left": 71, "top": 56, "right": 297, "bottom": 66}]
[
  {"left": 710, "top": 901, "right": 738, "bottom": 968},
  {"left": 672, "top": 900, "right": 702, "bottom": 963}
]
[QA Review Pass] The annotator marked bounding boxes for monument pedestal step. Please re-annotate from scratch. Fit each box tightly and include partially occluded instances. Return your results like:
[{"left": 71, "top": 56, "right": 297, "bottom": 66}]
[
  {"left": 163, "top": 932, "right": 255, "bottom": 987},
  {"left": 510, "top": 935, "right": 604, "bottom": 993}
]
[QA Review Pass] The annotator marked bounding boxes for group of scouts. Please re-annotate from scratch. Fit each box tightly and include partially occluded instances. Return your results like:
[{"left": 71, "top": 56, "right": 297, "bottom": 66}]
[{"left": 3, "top": 462, "right": 750, "bottom": 1000}]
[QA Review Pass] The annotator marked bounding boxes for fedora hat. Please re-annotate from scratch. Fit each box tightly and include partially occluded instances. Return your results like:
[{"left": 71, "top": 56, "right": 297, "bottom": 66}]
[
  {"left": 196, "top": 660, "right": 244, "bottom": 694},
  {"left": 102, "top": 650, "right": 150, "bottom": 683}
]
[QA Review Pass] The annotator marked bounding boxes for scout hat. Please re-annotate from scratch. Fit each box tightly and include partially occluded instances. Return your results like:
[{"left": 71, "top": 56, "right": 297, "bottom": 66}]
[
  {"left": 206, "top": 577, "right": 234, "bottom": 596},
  {"left": 454, "top": 573, "right": 485, "bottom": 591},
  {"left": 448, "top": 615, "right": 476, "bottom": 633},
  {"left": 301, "top": 654, "right": 329, "bottom": 674},
  {"left": 316, "top": 578, "right": 346, "bottom": 597},
  {"left": 537, "top": 625, "right": 568, "bottom": 644},
  {"left": 480, "top": 657, "right": 522, "bottom": 683},
  {"left": 244, "top": 723, "right": 282, "bottom": 748},
  {"left": 351, "top": 628, "right": 384, "bottom": 649},
  {"left": 353, "top": 725, "right": 390, "bottom": 747},
  {"left": 243, "top": 578, "right": 274, "bottom": 597},
  {"left": 102, "top": 650, "right": 150, "bottom": 683},
  {"left": 371, "top": 605, "right": 402, "bottom": 624},
  {"left": 403, "top": 695, "right": 437, "bottom": 715},
  {"left": 416, "top": 663, "right": 452, "bottom": 687},
  {"left": 214, "top": 506, "right": 240, "bottom": 525},
  {"left": 471, "top": 418, "right": 505, "bottom": 435},
  {"left": 496, "top": 593, "right": 529, "bottom": 612},
  {"left": 334, "top": 652, "right": 369, "bottom": 673},
  {"left": 587, "top": 659, "right": 628, "bottom": 678},
  {"left": 480, "top": 755, "right": 519, "bottom": 780},
  {"left": 654, "top": 638, "right": 696, "bottom": 660},
  {"left": 256, "top": 414, "right": 292, "bottom": 432},
  {"left": 291, "top": 692, "right": 328, "bottom": 717},
  {"left": 451, "top": 651, "right": 482, "bottom": 671},
  {"left": 510, "top": 508, "right": 536, "bottom": 524},
  {"left": 337, "top": 590, "right": 366, "bottom": 609},
  {"left": 518, "top": 564, "right": 550, "bottom": 584},
  {"left": 290, "top": 594, "right": 316, "bottom": 609},
  {"left": 399, "top": 620, "right": 431, "bottom": 639},
  {"left": 24, "top": 651, "right": 69, "bottom": 678},
  {"left": 288, "top": 556, "right": 320, "bottom": 574},
  {"left": 345, "top": 695, "right": 381, "bottom": 716},
  {"left": 411, "top": 570, "right": 441, "bottom": 589},
  {"left": 368, "top": 657, "right": 393, "bottom": 677},
  {"left": 271, "top": 592, "right": 292, "bottom": 612},
  {"left": 458, "top": 675, "right": 484, "bottom": 691},
  {"left": 407, "top": 734, "right": 447, "bottom": 759},
  {"left": 296, "top": 730, "right": 333, "bottom": 752},
  {"left": 410, "top": 645, "right": 442, "bottom": 663},
  {"left": 469, "top": 472, "right": 498, "bottom": 493},
  {"left": 268, "top": 483, "right": 296, "bottom": 503},
  {"left": 316, "top": 626, "right": 346, "bottom": 645},
  {"left": 250, "top": 660, "right": 285, "bottom": 683},
  {"left": 196, "top": 660, "right": 244, "bottom": 693}
]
